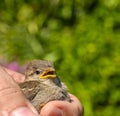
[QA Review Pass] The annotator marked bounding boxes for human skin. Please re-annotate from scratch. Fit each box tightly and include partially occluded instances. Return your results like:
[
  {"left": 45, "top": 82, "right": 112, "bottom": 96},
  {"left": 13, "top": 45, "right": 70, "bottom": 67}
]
[{"left": 0, "top": 66, "right": 83, "bottom": 116}]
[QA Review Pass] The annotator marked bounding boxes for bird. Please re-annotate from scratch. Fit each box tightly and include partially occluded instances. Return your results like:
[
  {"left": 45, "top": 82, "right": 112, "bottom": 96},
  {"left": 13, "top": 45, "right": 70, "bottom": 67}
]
[{"left": 19, "top": 60, "right": 72, "bottom": 112}]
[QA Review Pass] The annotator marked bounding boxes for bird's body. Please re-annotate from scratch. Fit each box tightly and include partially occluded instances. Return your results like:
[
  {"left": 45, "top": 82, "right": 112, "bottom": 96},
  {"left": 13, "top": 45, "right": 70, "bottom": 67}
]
[{"left": 19, "top": 60, "right": 71, "bottom": 111}]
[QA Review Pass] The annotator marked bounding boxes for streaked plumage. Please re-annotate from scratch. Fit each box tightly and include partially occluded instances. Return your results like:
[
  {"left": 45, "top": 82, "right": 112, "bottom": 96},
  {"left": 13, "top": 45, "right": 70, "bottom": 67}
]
[{"left": 19, "top": 60, "right": 71, "bottom": 111}]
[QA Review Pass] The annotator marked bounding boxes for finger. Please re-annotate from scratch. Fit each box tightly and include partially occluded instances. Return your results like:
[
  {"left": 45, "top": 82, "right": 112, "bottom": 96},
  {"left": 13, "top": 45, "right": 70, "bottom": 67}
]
[
  {"left": 0, "top": 66, "right": 38, "bottom": 116},
  {"left": 4, "top": 67, "right": 25, "bottom": 83},
  {"left": 69, "top": 94, "right": 84, "bottom": 116},
  {"left": 40, "top": 94, "right": 84, "bottom": 116}
]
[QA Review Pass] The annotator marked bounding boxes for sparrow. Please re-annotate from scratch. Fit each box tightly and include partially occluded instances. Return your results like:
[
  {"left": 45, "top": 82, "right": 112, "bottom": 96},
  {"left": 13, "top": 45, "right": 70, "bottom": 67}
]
[{"left": 19, "top": 60, "right": 71, "bottom": 112}]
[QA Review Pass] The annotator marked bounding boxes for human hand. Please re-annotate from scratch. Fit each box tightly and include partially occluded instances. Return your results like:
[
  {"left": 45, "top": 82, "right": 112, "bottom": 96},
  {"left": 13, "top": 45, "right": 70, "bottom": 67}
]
[
  {"left": 0, "top": 66, "right": 38, "bottom": 116},
  {"left": 0, "top": 67, "right": 84, "bottom": 116},
  {"left": 40, "top": 94, "right": 84, "bottom": 116}
]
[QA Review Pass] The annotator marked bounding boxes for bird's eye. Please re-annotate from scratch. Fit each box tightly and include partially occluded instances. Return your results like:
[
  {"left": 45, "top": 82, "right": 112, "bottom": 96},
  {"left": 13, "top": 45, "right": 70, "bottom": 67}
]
[{"left": 35, "top": 70, "right": 41, "bottom": 75}]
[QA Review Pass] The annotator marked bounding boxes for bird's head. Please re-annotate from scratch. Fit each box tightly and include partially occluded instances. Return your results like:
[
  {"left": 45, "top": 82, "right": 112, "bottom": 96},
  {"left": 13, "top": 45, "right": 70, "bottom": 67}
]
[{"left": 25, "top": 60, "right": 57, "bottom": 80}]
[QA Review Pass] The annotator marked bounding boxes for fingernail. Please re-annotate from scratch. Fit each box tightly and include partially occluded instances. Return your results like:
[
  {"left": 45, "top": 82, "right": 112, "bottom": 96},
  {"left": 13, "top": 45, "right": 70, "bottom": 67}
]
[
  {"left": 55, "top": 108, "right": 64, "bottom": 116},
  {"left": 44, "top": 108, "right": 64, "bottom": 116},
  {"left": 10, "top": 107, "right": 38, "bottom": 116}
]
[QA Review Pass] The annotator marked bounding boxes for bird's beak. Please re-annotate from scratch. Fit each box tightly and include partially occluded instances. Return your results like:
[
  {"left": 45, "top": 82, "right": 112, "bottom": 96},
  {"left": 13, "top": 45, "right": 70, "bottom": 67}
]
[{"left": 39, "top": 68, "right": 56, "bottom": 79}]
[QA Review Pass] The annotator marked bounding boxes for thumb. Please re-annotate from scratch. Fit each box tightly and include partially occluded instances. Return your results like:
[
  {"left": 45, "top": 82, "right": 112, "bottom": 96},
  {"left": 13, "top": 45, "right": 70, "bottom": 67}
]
[{"left": 0, "top": 66, "right": 38, "bottom": 116}]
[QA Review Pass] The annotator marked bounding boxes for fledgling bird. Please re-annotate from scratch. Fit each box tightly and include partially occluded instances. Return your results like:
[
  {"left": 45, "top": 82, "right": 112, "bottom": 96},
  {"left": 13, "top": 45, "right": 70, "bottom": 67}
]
[{"left": 19, "top": 60, "right": 71, "bottom": 112}]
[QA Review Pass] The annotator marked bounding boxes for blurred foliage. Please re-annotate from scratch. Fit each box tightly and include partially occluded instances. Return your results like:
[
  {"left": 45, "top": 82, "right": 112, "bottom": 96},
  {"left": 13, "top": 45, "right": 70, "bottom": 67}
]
[{"left": 0, "top": 0, "right": 120, "bottom": 116}]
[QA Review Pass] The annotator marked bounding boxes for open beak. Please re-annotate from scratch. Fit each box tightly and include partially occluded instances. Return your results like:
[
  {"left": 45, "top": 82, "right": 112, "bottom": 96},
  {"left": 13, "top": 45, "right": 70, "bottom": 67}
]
[{"left": 39, "top": 68, "right": 56, "bottom": 79}]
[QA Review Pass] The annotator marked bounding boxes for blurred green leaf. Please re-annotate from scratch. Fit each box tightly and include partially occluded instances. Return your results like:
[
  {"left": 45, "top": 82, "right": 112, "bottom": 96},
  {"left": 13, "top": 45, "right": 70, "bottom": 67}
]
[{"left": 0, "top": 0, "right": 120, "bottom": 116}]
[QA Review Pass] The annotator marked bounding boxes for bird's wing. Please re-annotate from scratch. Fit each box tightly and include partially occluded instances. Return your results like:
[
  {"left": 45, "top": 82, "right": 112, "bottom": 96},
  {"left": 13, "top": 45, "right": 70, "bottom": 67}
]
[{"left": 19, "top": 80, "right": 42, "bottom": 101}]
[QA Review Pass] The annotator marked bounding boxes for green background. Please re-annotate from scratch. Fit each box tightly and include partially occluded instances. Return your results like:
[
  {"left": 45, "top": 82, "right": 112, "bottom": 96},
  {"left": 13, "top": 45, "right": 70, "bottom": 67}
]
[{"left": 0, "top": 0, "right": 120, "bottom": 116}]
